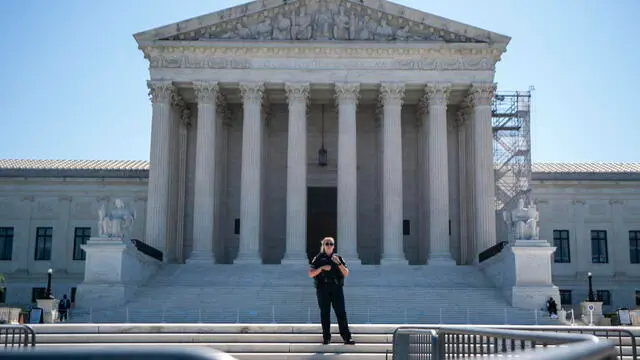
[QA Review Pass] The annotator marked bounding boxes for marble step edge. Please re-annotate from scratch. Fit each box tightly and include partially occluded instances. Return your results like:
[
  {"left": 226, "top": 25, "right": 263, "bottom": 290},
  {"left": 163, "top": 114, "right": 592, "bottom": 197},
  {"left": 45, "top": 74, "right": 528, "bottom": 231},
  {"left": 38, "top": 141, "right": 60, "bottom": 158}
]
[
  {"left": 30, "top": 324, "right": 630, "bottom": 335},
  {"left": 36, "top": 343, "right": 390, "bottom": 353},
  {"left": 28, "top": 333, "right": 392, "bottom": 343}
]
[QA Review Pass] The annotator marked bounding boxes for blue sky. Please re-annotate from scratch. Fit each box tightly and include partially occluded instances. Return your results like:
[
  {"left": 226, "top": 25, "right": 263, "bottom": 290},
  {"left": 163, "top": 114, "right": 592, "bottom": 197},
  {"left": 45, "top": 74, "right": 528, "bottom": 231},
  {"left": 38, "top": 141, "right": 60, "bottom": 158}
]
[{"left": 0, "top": 0, "right": 638, "bottom": 163}]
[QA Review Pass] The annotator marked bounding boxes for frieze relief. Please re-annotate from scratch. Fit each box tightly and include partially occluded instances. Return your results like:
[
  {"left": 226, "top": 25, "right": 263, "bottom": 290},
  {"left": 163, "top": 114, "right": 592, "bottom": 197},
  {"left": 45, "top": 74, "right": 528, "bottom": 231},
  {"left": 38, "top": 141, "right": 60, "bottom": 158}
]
[
  {"left": 163, "top": 0, "right": 480, "bottom": 43},
  {"left": 144, "top": 49, "right": 497, "bottom": 71}
]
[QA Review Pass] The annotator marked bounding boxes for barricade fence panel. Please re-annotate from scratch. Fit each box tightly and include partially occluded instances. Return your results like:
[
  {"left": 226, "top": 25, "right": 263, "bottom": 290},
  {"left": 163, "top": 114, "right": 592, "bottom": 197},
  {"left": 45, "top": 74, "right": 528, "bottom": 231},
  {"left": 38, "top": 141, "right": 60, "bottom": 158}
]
[
  {"left": 0, "top": 325, "right": 36, "bottom": 347},
  {"left": 392, "top": 326, "right": 624, "bottom": 360}
]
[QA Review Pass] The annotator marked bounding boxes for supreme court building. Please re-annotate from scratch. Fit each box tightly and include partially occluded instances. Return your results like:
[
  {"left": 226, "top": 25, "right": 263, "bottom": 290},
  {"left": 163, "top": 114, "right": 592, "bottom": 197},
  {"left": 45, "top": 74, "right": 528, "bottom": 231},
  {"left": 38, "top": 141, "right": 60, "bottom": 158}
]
[{"left": 136, "top": 0, "right": 507, "bottom": 265}]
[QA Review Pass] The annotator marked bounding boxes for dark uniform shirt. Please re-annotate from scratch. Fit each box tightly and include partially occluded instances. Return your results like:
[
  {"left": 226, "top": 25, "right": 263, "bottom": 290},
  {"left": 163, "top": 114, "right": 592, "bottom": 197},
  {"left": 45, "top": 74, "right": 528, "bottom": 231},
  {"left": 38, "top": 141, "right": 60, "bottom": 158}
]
[{"left": 310, "top": 253, "right": 346, "bottom": 287}]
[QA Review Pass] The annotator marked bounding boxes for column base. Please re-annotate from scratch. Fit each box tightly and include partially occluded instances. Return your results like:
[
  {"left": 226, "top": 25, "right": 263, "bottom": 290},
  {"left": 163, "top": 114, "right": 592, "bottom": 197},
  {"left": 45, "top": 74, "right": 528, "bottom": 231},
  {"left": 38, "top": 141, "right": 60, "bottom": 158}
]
[
  {"left": 186, "top": 251, "right": 215, "bottom": 264},
  {"left": 234, "top": 254, "right": 262, "bottom": 264},
  {"left": 380, "top": 257, "right": 408, "bottom": 265},
  {"left": 428, "top": 253, "right": 456, "bottom": 266},
  {"left": 281, "top": 253, "right": 309, "bottom": 265}
]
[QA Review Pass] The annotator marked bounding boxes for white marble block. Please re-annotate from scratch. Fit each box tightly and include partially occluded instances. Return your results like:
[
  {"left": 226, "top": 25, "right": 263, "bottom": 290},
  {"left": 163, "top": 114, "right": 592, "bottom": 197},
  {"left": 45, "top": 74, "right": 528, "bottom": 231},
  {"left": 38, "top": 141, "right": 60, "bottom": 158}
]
[
  {"left": 75, "top": 237, "right": 161, "bottom": 309},
  {"left": 479, "top": 240, "right": 559, "bottom": 310}
]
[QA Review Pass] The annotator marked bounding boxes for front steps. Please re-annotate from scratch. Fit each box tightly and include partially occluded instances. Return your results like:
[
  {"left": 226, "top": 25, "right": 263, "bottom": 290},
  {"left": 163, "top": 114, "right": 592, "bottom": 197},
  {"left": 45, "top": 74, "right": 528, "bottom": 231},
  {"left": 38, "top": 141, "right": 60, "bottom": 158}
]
[
  {"left": 29, "top": 324, "right": 640, "bottom": 360},
  {"left": 72, "top": 264, "right": 559, "bottom": 325}
]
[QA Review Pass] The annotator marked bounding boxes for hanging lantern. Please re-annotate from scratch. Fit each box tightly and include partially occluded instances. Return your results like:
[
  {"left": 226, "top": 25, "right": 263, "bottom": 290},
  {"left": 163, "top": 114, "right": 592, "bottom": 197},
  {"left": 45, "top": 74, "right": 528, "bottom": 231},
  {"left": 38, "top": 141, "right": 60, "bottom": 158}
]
[{"left": 318, "top": 104, "right": 328, "bottom": 167}]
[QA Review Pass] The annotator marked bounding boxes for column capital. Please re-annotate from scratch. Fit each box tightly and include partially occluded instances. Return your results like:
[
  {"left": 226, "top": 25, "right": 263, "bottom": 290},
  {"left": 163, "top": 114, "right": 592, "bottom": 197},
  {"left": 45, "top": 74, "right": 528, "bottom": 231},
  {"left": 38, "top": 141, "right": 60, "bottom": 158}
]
[
  {"left": 417, "top": 97, "right": 428, "bottom": 117},
  {"left": 147, "top": 80, "right": 176, "bottom": 104},
  {"left": 193, "top": 81, "right": 219, "bottom": 105},
  {"left": 454, "top": 109, "right": 468, "bottom": 128},
  {"left": 239, "top": 82, "right": 265, "bottom": 105},
  {"left": 425, "top": 83, "right": 451, "bottom": 107},
  {"left": 334, "top": 83, "right": 360, "bottom": 105},
  {"left": 285, "top": 83, "right": 310, "bottom": 104},
  {"left": 379, "top": 82, "right": 405, "bottom": 106},
  {"left": 469, "top": 82, "right": 497, "bottom": 107}
]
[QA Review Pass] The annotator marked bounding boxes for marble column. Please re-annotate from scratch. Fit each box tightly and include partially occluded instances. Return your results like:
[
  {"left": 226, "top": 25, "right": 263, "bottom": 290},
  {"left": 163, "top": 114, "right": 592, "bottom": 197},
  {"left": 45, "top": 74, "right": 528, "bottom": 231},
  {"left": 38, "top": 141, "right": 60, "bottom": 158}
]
[
  {"left": 282, "top": 83, "right": 310, "bottom": 264},
  {"left": 236, "top": 82, "right": 265, "bottom": 263},
  {"left": 456, "top": 109, "right": 469, "bottom": 264},
  {"left": 335, "top": 83, "right": 360, "bottom": 262},
  {"left": 470, "top": 83, "right": 498, "bottom": 257},
  {"left": 188, "top": 81, "right": 219, "bottom": 263},
  {"left": 379, "top": 83, "right": 407, "bottom": 264},
  {"left": 174, "top": 97, "right": 191, "bottom": 263},
  {"left": 145, "top": 80, "right": 176, "bottom": 253},
  {"left": 464, "top": 105, "right": 477, "bottom": 263},
  {"left": 417, "top": 101, "right": 429, "bottom": 263},
  {"left": 425, "top": 83, "right": 455, "bottom": 264}
]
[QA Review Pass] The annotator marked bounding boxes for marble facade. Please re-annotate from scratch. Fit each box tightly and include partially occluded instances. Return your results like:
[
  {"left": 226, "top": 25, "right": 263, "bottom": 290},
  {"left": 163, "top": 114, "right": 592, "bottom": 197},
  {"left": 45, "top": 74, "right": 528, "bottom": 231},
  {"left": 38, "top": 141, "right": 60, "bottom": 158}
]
[{"left": 135, "top": 0, "right": 509, "bottom": 265}]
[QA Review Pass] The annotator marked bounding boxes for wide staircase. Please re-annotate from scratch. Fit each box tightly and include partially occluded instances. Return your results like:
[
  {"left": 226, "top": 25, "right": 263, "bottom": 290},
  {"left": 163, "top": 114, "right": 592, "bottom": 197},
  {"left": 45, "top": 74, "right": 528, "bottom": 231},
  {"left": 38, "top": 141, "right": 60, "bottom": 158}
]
[
  {"left": 71, "top": 264, "right": 558, "bottom": 325},
  {"left": 29, "top": 323, "right": 640, "bottom": 360}
]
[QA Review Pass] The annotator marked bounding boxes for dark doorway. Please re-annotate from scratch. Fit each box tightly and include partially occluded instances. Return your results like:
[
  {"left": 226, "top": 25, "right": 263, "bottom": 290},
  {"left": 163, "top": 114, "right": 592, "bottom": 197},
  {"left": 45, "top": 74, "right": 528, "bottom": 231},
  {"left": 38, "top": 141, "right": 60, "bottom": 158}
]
[{"left": 307, "top": 187, "right": 337, "bottom": 262}]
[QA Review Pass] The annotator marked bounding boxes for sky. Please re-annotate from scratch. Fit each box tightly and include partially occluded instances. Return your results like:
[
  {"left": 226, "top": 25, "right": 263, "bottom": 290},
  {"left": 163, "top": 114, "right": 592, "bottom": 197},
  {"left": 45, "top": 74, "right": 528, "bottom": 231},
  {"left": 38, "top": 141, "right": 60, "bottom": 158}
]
[{"left": 0, "top": 0, "right": 638, "bottom": 163}]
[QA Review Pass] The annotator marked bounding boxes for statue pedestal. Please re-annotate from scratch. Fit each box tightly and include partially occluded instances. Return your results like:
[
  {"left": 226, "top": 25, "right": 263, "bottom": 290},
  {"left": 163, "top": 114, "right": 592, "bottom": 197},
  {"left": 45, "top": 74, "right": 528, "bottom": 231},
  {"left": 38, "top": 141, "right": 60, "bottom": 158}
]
[
  {"left": 75, "top": 237, "right": 160, "bottom": 309},
  {"left": 479, "top": 240, "right": 559, "bottom": 310},
  {"left": 580, "top": 301, "right": 603, "bottom": 326},
  {"left": 36, "top": 299, "right": 58, "bottom": 323}
]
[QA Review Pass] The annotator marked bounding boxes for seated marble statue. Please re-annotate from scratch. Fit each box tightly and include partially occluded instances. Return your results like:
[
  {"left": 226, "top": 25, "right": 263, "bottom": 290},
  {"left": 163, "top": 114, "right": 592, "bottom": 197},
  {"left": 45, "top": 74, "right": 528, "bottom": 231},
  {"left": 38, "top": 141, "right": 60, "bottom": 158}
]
[
  {"left": 98, "top": 199, "right": 136, "bottom": 238},
  {"left": 503, "top": 198, "right": 540, "bottom": 241}
]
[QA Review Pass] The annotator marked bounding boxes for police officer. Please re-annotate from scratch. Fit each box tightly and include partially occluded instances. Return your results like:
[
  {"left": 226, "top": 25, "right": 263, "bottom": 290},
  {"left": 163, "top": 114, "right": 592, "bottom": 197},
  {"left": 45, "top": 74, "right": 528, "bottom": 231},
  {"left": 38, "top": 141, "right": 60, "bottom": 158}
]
[{"left": 308, "top": 237, "right": 356, "bottom": 345}]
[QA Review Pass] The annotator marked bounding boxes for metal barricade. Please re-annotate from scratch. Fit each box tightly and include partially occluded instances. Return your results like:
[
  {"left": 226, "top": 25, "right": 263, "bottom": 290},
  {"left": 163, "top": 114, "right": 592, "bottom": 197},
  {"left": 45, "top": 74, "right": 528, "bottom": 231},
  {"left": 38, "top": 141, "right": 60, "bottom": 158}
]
[
  {"left": 392, "top": 327, "right": 439, "bottom": 359},
  {"left": 437, "top": 326, "right": 609, "bottom": 359},
  {"left": 392, "top": 326, "right": 620, "bottom": 360},
  {"left": 0, "top": 325, "right": 36, "bottom": 348},
  {"left": 528, "top": 326, "right": 638, "bottom": 360}
]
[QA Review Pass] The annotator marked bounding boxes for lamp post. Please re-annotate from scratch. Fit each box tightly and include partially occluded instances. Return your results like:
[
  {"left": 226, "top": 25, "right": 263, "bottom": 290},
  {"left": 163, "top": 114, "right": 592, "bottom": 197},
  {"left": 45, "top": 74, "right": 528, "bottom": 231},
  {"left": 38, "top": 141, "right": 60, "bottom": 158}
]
[
  {"left": 587, "top": 272, "right": 594, "bottom": 302},
  {"left": 46, "top": 268, "right": 53, "bottom": 299}
]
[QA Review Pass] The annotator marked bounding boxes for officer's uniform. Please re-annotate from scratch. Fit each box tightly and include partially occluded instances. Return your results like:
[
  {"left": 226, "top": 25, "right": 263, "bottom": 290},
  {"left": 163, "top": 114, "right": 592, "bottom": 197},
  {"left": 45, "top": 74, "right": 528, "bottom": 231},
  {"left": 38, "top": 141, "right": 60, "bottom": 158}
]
[{"left": 310, "top": 252, "right": 353, "bottom": 343}]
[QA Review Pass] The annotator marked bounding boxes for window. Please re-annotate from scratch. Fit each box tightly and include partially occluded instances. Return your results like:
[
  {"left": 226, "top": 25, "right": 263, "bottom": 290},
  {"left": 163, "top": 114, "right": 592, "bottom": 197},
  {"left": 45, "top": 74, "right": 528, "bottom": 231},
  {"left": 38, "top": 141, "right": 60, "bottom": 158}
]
[
  {"left": 591, "top": 230, "right": 608, "bottom": 264},
  {"left": 31, "top": 287, "right": 46, "bottom": 303},
  {"left": 636, "top": 291, "right": 640, "bottom": 307},
  {"left": 71, "top": 287, "right": 77, "bottom": 303},
  {"left": 73, "top": 227, "right": 91, "bottom": 260},
  {"left": 596, "top": 290, "right": 611, "bottom": 306},
  {"left": 0, "top": 287, "right": 5, "bottom": 303},
  {"left": 559, "top": 289, "right": 572, "bottom": 305},
  {"left": 553, "top": 230, "right": 571, "bottom": 263},
  {"left": 0, "top": 227, "right": 14, "bottom": 260},
  {"left": 630, "top": 231, "right": 640, "bottom": 264},
  {"left": 34, "top": 227, "right": 53, "bottom": 261}
]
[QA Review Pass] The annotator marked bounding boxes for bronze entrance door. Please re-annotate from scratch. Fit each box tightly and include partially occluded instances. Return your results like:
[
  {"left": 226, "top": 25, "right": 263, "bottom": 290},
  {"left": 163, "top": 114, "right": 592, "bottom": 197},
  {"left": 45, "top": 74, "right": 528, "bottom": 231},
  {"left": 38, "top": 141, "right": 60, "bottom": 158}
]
[{"left": 306, "top": 187, "right": 337, "bottom": 262}]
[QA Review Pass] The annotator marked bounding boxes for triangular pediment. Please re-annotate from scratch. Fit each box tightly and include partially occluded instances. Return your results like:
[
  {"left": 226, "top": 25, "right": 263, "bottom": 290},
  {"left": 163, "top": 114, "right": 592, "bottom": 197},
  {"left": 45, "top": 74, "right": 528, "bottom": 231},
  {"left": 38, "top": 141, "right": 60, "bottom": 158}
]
[{"left": 134, "top": 0, "right": 510, "bottom": 45}]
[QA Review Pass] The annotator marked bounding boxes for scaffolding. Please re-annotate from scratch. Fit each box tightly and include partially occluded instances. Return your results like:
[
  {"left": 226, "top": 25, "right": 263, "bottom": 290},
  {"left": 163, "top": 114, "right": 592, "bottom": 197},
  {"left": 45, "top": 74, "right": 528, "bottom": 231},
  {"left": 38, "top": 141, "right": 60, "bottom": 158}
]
[{"left": 492, "top": 90, "right": 532, "bottom": 212}]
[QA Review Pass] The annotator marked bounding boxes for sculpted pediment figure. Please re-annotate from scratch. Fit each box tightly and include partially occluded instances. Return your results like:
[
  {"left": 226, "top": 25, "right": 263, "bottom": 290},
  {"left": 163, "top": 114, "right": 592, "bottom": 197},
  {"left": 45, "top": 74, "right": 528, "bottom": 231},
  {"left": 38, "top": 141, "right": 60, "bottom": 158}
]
[{"left": 134, "top": 0, "right": 509, "bottom": 45}]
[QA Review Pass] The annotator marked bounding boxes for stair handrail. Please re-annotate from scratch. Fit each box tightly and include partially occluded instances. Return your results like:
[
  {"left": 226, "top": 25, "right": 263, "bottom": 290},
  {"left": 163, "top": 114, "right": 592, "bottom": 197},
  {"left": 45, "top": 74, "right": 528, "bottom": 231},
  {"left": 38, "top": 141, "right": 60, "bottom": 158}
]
[
  {"left": 130, "top": 239, "right": 164, "bottom": 262},
  {"left": 478, "top": 241, "right": 509, "bottom": 263}
]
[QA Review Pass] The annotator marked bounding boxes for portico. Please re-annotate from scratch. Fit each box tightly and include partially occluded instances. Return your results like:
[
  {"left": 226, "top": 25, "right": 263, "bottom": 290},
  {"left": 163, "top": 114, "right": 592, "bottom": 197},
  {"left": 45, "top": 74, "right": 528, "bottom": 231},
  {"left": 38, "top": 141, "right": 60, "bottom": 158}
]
[{"left": 135, "top": 0, "right": 509, "bottom": 265}]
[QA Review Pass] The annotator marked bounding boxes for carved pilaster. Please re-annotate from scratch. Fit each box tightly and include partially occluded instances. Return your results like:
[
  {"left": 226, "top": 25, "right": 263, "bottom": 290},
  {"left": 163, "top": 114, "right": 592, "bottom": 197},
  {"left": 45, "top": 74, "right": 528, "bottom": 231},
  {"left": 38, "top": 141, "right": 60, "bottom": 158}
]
[{"left": 147, "top": 80, "right": 176, "bottom": 104}]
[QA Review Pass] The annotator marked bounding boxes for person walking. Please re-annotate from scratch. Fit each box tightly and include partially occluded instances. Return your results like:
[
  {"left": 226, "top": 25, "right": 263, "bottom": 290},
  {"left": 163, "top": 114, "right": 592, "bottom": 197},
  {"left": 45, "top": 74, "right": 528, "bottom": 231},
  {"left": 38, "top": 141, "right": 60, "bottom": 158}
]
[{"left": 308, "top": 237, "right": 356, "bottom": 345}]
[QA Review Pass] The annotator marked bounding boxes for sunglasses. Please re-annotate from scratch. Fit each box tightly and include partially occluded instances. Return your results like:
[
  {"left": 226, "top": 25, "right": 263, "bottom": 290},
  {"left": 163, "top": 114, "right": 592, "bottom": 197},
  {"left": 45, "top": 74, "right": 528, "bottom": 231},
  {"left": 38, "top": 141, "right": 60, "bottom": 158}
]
[{"left": 323, "top": 243, "right": 334, "bottom": 246}]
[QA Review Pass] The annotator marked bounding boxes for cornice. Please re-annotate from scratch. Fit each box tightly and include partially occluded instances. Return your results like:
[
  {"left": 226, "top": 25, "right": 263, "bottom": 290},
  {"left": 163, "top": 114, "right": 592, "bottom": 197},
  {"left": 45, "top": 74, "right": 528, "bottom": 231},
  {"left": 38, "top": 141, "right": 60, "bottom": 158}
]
[{"left": 139, "top": 42, "right": 503, "bottom": 71}]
